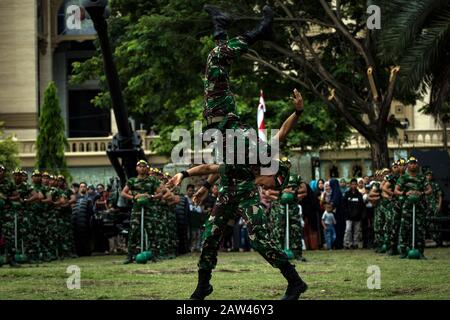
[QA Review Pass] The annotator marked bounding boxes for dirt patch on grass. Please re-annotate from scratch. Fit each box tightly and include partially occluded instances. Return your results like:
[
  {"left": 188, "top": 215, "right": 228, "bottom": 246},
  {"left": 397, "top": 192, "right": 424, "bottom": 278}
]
[
  {"left": 133, "top": 267, "right": 197, "bottom": 275},
  {"left": 216, "top": 268, "right": 251, "bottom": 273},
  {"left": 390, "top": 287, "right": 423, "bottom": 295}
]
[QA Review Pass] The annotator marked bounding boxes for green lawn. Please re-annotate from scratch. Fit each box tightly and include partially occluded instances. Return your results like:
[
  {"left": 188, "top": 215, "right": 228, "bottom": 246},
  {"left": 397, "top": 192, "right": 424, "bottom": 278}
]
[{"left": 1, "top": 248, "right": 449, "bottom": 300}]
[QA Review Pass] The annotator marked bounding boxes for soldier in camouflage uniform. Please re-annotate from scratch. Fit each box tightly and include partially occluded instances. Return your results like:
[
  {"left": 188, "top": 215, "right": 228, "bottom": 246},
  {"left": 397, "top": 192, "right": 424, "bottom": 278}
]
[
  {"left": 372, "top": 168, "right": 390, "bottom": 252},
  {"left": 149, "top": 170, "right": 169, "bottom": 260},
  {"left": 167, "top": 5, "right": 307, "bottom": 301},
  {"left": 25, "top": 170, "right": 46, "bottom": 262},
  {"left": 11, "top": 169, "right": 32, "bottom": 261},
  {"left": 121, "top": 160, "right": 163, "bottom": 263},
  {"left": 270, "top": 172, "right": 305, "bottom": 260},
  {"left": 41, "top": 174, "right": 66, "bottom": 260},
  {"left": 387, "top": 159, "right": 405, "bottom": 255},
  {"left": 0, "top": 165, "right": 21, "bottom": 267},
  {"left": 58, "top": 175, "right": 76, "bottom": 258},
  {"left": 376, "top": 166, "right": 396, "bottom": 254},
  {"left": 163, "top": 173, "right": 179, "bottom": 258},
  {"left": 425, "top": 171, "right": 443, "bottom": 246},
  {"left": 395, "top": 157, "right": 432, "bottom": 258},
  {"left": 38, "top": 172, "right": 52, "bottom": 260}
]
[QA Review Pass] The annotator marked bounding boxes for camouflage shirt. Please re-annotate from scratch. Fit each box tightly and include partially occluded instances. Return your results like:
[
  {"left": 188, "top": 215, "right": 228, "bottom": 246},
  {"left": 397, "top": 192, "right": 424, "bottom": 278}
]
[
  {"left": 126, "top": 176, "right": 161, "bottom": 197},
  {"left": 0, "top": 177, "right": 16, "bottom": 203},
  {"left": 15, "top": 182, "right": 32, "bottom": 199},
  {"left": 396, "top": 172, "right": 428, "bottom": 192}
]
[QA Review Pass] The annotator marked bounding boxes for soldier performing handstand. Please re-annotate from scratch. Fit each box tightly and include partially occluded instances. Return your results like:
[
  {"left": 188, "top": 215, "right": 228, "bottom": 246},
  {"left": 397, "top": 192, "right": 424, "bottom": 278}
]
[{"left": 167, "top": 4, "right": 308, "bottom": 301}]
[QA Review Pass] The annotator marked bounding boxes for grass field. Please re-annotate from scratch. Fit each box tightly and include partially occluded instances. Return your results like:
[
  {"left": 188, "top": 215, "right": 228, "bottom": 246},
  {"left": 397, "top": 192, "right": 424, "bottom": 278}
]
[{"left": 1, "top": 248, "right": 450, "bottom": 300}]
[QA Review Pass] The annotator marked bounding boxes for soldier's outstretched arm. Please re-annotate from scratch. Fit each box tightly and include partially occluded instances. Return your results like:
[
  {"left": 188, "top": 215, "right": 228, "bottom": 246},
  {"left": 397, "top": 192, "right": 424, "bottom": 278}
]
[
  {"left": 167, "top": 164, "right": 220, "bottom": 188},
  {"left": 193, "top": 173, "right": 220, "bottom": 205},
  {"left": 272, "top": 89, "right": 304, "bottom": 144}
]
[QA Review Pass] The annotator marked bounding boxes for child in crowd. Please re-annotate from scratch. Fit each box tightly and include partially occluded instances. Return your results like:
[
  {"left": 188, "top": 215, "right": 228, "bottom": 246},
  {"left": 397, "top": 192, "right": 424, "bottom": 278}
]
[{"left": 322, "top": 202, "right": 337, "bottom": 250}]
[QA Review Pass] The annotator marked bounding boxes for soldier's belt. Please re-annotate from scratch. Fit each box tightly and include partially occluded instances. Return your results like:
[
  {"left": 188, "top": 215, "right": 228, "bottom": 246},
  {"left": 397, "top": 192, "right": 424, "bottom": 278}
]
[{"left": 206, "top": 116, "right": 225, "bottom": 125}]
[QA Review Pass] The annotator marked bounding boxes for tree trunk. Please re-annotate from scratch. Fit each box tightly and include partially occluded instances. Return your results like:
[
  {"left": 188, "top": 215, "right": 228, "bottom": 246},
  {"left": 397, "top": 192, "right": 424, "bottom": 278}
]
[{"left": 369, "top": 136, "right": 390, "bottom": 171}]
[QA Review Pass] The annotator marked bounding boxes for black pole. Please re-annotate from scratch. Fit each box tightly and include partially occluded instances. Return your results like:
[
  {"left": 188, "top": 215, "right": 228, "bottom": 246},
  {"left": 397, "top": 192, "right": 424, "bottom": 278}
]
[{"left": 82, "top": 2, "right": 132, "bottom": 140}]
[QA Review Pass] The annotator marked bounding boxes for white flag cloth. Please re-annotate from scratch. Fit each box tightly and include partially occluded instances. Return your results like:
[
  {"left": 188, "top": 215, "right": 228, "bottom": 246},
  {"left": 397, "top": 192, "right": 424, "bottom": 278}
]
[{"left": 257, "top": 90, "right": 267, "bottom": 142}]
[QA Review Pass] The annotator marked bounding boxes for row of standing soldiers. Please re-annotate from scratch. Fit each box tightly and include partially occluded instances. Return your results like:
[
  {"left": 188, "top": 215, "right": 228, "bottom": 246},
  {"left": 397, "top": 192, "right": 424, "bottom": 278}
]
[
  {"left": 120, "top": 160, "right": 181, "bottom": 264},
  {"left": 370, "top": 157, "right": 442, "bottom": 258},
  {"left": 0, "top": 166, "right": 76, "bottom": 267}
]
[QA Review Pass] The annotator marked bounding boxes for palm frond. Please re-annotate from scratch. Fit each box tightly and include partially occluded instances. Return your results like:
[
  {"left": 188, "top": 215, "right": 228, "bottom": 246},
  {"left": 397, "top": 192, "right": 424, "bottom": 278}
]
[
  {"left": 397, "top": 7, "right": 450, "bottom": 92},
  {"left": 377, "top": 0, "right": 448, "bottom": 63}
]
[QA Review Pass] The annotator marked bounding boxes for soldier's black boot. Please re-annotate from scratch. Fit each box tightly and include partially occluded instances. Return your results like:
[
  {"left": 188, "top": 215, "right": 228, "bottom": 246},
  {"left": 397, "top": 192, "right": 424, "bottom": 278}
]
[
  {"left": 242, "top": 5, "right": 275, "bottom": 45},
  {"left": 190, "top": 269, "right": 213, "bottom": 300},
  {"left": 280, "top": 264, "right": 307, "bottom": 300},
  {"left": 122, "top": 254, "right": 134, "bottom": 264},
  {"left": 203, "top": 4, "right": 233, "bottom": 40},
  {"left": 8, "top": 256, "right": 21, "bottom": 268}
]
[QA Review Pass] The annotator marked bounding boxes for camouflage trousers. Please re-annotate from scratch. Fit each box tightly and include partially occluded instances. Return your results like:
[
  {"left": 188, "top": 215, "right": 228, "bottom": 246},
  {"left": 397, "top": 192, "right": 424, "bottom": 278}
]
[
  {"left": 153, "top": 203, "right": 170, "bottom": 258},
  {"left": 128, "top": 204, "right": 160, "bottom": 258},
  {"left": 373, "top": 200, "right": 387, "bottom": 248},
  {"left": 24, "top": 203, "right": 43, "bottom": 257},
  {"left": 270, "top": 201, "right": 303, "bottom": 259},
  {"left": 398, "top": 199, "right": 427, "bottom": 254},
  {"left": 198, "top": 183, "right": 289, "bottom": 271},
  {"left": 426, "top": 200, "right": 441, "bottom": 244},
  {"left": 166, "top": 204, "right": 178, "bottom": 256},
  {"left": 0, "top": 206, "right": 19, "bottom": 257},
  {"left": 387, "top": 197, "right": 403, "bottom": 252},
  {"left": 204, "top": 36, "right": 249, "bottom": 120},
  {"left": 57, "top": 207, "right": 74, "bottom": 257}
]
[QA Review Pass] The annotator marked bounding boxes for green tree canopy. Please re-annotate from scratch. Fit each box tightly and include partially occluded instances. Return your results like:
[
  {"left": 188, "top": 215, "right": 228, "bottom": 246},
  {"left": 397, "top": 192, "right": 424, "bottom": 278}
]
[
  {"left": 36, "top": 82, "right": 70, "bottom": 179},
  {"left": 71, "top": 0, "right": 351, "bottom": 157},
  {"left": 0, "top": 123, "right": 19, "bottom": 172}
]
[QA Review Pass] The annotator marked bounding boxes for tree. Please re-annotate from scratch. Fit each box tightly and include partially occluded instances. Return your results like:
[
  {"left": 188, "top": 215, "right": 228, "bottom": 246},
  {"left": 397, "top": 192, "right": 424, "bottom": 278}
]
[
  {"left": 0, "top": 123, "right": 19, "bottom": 170},
  {"left": 71, "top": 0, "right": 351, "bottom": 157},
  {"left": 36, "top": 82, "right": 70, "bottom": 178},
  {"left": 232, "top": 0, "right": 406, "bottom": 169},
  {"left": 376, "top": 0, "right": 450, "bottom": 151}
]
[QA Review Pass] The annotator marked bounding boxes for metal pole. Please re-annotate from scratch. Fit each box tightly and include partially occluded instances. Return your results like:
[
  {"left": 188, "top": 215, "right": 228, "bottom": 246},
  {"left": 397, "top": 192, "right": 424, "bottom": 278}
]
[
  {"left": 412, "top": 204, "right": 415, "bottom": 249},
  {"left": 285, "top": 204, "right": 289, "bottom": 250},
  {"left": 14, "top": 211, "right": 18, "bottom": 251},
  {"left": 145, "top": 229, "right": 148, "bottom": 252},
  {"left": 141, "top": 206, "right": 144, "bottom": 253}
]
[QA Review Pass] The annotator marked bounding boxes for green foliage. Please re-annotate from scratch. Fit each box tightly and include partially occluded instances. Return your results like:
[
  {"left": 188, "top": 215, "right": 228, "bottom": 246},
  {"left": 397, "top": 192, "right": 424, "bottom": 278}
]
[
  {"left": 71, "top": 0, "right": 351, "bottom": 156},
  {"left": 0, "top": 123, "right": 19, "bottom": 171},
  {"left": 376, "top": 0, "right": 450, "bottom": 104},
  {"left": 36, "top": 82, "right": 71, "bottom": 180}
]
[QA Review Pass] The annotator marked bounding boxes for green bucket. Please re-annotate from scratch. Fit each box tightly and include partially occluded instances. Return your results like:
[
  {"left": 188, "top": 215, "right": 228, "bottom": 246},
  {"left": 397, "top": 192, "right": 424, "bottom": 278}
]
[
  {"left": 407, "top": 248, "right": 421, "bottom": 259},
  {"left": 284, "top": 249, "right": 294, "bottom": 260},
  {"left": 135, "top": 253, "right": 148, "bottom": 264},
  {"left": 14, "top": 253, "right": 27, "bottom": 264},
  {"left": 143, "top": 251, "right": 153, "bottom": 261},
  {"left": 136, "top": 197, "right": 150, "bottom": 207},
  {"left": 280, "top": 192, "right": 295, "bottom": 205},
  {"left": 408, "top": 194, "right": 420, "bottom": 204}
]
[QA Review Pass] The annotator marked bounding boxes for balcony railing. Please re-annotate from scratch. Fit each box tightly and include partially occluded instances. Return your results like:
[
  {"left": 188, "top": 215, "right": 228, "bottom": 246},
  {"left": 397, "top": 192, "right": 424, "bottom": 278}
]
[
  {"left": 17, "top": 133, "right": 160, "bottom": 155},
  {"left": 14, "top": 129, "right": 449, "bottom": 158},
  {"left": 344, "top": 129, "right": 448, "bottom": 149}
]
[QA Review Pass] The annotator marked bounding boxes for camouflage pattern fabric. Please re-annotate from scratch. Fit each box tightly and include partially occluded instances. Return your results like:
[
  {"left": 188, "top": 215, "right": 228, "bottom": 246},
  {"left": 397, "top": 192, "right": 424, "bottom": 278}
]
[
  {"left": 396, "top": 173, "right": 429, "bottom": 255},
  {"left": 126, "top": 176, "right": 161, "bottom": 258}
]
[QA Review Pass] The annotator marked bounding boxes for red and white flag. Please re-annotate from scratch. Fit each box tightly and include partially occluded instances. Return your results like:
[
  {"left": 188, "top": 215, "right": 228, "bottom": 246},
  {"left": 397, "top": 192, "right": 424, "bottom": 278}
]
[{"left": 257, "top": 90, "right": 267, "bottom": 142}]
